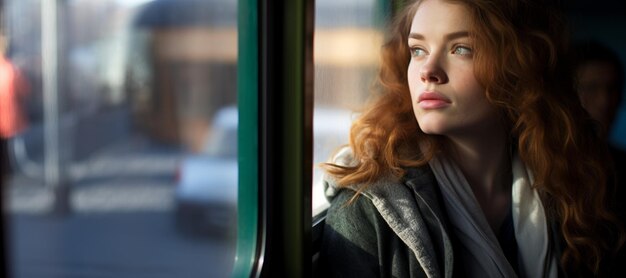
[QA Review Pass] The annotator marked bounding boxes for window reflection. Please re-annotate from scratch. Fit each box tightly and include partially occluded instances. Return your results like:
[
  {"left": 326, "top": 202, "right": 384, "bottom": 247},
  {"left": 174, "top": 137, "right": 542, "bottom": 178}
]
[
  {"left": 313, "top": 0, "right": 382, "bottom": 216},
  {"left": 4, "top": 0, "right": 238, "bottom": 277}
]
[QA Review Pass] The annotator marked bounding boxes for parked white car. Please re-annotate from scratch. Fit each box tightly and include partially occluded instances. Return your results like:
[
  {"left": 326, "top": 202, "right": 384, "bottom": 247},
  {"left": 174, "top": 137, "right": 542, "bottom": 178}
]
[{"left": 174, "top": 106, "right": 238, "bottom": 235}]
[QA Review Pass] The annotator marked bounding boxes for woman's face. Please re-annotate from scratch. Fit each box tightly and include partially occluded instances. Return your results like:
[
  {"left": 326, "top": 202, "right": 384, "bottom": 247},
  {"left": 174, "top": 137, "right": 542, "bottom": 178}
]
[{"left": 407, "top": 0, "right": 499, "bottom": 138}]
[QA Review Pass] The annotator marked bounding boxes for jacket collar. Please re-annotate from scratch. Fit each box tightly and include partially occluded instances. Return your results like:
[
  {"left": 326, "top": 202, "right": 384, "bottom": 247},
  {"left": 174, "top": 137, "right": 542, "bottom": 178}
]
[{"left": 404, "top": 166, "right": 455, "bottom": 278}]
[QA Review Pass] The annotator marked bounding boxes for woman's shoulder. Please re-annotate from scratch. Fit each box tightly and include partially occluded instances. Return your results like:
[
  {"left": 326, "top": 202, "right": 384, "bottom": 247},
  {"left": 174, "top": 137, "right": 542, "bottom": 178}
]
[
  {"left": 321, "top": 161, "right": 447, "bottom": 278},
  {"left": 324, "top": 163, "right": 440, "bottom": 231},
  {"left": 325, "top": 187, "right": 382, "bottom": 231},
  {"left": 325, "top": 148, "right": 439, "bottom": 201}
]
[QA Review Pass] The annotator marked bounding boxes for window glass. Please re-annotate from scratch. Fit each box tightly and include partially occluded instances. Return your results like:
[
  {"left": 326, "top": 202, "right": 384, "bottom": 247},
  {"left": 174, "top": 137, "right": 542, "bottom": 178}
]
[
  {"left": 313, "top": 0, "right": 383, "bottom": 216},
  {"left": 3, "top": 0, "right": 238, "bottom": 277}
]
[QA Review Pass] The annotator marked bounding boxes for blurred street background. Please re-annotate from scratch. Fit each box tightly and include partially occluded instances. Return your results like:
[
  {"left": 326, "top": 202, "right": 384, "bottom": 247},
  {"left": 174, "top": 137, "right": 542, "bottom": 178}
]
[{"left": 6, "top": 126, "right": 236, "bottom": 278}]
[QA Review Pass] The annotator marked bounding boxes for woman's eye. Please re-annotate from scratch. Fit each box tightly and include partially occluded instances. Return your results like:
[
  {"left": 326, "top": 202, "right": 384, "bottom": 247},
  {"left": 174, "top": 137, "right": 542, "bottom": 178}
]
[
  {"left": 410, "top": 47, "right": 427, "bottom": 57},
  {"left": 453, "top": 46, "right": 473, "bottom": 56}
]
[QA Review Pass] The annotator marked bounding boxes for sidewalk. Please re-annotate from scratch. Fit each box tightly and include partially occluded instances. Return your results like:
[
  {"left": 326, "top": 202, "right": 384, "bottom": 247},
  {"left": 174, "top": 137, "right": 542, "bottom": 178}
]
[{"left": 5, "top": 133, "right": 182, "bottom": 215}]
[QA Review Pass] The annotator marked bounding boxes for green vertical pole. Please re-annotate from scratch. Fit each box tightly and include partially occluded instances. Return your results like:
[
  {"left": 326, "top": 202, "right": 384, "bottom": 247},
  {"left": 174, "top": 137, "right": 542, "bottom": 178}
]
[{"left": 232, "top": 0, "right": 259, "bottom": 277}]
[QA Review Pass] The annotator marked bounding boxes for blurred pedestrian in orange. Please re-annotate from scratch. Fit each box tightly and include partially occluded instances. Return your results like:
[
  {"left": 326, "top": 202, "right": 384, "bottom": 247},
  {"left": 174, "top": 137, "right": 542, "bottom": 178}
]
[{"left": 0, "top": 34, "right": 29, "bottom": 180}]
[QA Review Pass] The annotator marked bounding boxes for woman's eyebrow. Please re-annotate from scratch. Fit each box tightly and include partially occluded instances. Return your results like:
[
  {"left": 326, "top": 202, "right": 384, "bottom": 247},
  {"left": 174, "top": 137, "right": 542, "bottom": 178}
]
[{"left": 408, "top": 31, "right": 470, "bottom": 41}]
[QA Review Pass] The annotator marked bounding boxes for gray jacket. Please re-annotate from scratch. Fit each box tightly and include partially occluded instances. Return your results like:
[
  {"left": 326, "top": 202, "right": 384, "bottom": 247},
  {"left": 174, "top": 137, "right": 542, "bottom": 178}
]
[
  {"left": 320, "top": 164, "right": 455, "bottom": 278},
  {"left": 318, "top": 153, "right": 586, "bottom": 277}
]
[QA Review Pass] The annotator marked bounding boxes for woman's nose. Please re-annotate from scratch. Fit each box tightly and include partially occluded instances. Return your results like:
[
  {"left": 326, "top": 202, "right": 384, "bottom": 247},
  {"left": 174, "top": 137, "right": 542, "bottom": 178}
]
[{"left": 420, "top": 58, "right": 448, "bottom": 84}]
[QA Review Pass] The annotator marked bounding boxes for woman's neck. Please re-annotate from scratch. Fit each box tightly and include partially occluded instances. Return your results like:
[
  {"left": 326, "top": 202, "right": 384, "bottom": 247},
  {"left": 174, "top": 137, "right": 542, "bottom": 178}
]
[
  {"left": 446, "top": 133, "right": 511, "bottom": 196},
  {"left": 445, "top": 127, "right": 512, "bottom": 231}
]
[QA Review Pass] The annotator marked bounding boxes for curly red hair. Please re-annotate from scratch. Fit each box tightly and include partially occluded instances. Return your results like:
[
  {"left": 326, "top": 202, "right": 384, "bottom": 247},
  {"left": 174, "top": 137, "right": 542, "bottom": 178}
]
[{"left": 324, "top": 0, "right": 624, "bottom": 274}]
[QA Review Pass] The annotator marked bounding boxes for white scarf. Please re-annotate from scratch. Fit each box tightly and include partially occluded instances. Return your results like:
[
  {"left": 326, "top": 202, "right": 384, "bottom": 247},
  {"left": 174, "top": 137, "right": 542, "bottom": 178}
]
[{"left": 429, "top": 153, "right": 558, "bottom": 278}]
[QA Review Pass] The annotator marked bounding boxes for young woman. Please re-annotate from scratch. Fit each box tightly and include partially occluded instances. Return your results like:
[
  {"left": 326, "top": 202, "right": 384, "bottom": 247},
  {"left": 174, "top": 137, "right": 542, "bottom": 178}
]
[{"left": 319, "top": 0, "right": 624, "bottom": 277}]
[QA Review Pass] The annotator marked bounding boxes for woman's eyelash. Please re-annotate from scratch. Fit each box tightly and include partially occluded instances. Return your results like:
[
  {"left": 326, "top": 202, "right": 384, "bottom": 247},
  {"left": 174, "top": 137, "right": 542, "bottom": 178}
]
[{"left": 408, "top": 45, "right": 473, "bottom": 57}]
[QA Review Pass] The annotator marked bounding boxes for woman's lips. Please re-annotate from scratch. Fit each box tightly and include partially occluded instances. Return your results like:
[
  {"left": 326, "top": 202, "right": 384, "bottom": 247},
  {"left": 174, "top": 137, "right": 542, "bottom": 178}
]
[{"left": 418, "top": 91, "right": 451, "bottom": 109}]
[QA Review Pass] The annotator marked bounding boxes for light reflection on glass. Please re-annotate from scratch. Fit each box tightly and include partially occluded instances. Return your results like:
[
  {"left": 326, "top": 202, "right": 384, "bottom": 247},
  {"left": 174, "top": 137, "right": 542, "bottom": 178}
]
[{"left": 312, "top": 0, "right": 382, "bottom": 216}]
